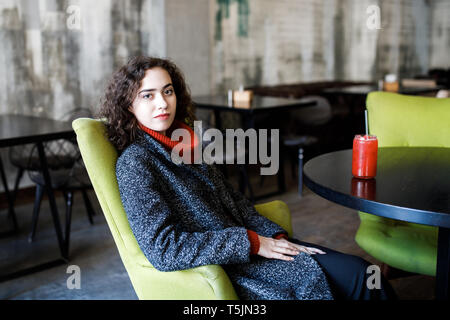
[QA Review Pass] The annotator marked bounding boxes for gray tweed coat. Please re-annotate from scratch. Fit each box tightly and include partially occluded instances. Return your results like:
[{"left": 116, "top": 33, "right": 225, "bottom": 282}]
[{"left": 116, "top": 131, "right": 333, "bottom": 300}]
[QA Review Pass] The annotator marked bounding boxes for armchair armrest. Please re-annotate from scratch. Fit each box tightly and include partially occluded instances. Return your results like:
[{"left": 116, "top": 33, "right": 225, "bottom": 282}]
[
  {"left": 133, "top": 261, "right": 239, "bottom": 300},
  {"left": 254, "top": 200, "right": 293, "bottom": 237}
]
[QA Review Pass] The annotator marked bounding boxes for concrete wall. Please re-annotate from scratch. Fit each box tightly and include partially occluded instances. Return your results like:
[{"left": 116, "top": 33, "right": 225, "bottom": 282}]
[
  {"left": 0, "top": 0, "right": 166, "bottom": 118},
  {"left": 210, "top": 0, "right": 446, "bottom": 92},
  {"left": 0, "top": 0, "right": 449, "bottom": 191},
  {"left": 1, "top": 0, "right": 448, "bottom": 115},
  {"left": 0, "top": 0, "right": 167, "bottom": 190},
  {"left": 1, "top": 0, "right": 448, "bottom": 117},
  {"left": 165, "top": 0, "right": 210, "bottom": 96},
  {"left": 429, "top": 0, "right": 450, "bottom": 69}
]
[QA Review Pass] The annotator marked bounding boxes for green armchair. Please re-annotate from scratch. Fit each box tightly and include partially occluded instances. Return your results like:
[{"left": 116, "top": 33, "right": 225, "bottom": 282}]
[
  {"left": 72, "top": 118, "right": 293, "bottom": 299},
  {"left": 355, "top": 92, "right": 450, "bottom": 276}
]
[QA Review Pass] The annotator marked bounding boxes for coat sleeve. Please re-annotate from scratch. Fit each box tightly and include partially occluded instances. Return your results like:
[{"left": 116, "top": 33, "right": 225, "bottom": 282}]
[
  {"left": 116, "top": 152, "right": 251, "bottom": 272},
  {"left": 215, "top": 165, "right": 288, "bottom": 238}
]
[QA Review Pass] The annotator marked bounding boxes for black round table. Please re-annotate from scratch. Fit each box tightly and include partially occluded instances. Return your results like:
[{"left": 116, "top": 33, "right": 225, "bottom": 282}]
[{"left": 303, "top": 147, "right": 450, "bottom": 300}]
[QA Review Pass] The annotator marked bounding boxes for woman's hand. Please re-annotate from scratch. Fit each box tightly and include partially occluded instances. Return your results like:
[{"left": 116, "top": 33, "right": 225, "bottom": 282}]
[
  {"left": 257, "top": 236, "right": 326, "bottom": 261},
  {"left": 289, "top": 240, "right": 326, "bottom": 256}
]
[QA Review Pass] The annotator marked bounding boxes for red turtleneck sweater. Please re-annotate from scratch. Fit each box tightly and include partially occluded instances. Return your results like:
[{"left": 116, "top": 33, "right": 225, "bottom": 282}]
[{"left": 139, "top": 120, "right": 287, "bottom": 255}]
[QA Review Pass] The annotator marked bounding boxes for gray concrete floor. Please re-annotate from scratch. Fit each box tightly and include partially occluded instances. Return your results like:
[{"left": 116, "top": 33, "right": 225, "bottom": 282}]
[{"left": 0, "top": 166, "right": 435, "bottom": 300}]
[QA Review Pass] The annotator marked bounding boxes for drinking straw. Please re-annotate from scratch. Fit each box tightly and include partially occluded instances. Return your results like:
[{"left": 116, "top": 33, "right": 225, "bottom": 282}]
[
  {"left": 365, "top": 110, "right": 369, "bottom": 136},
  {"left": 228, "top": 89, "right": 233, "bottom": 107}
]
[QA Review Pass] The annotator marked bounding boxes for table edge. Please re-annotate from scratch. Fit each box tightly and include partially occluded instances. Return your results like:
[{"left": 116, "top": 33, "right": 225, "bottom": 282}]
[
  {"left": 193, "top": 99, "right": 316, "bottom": 113},
  {"left": 303, "top": 148, "right": 450, "bottom": 229},
  {"left": 0, "top": 130, "right": 75, "bottom": 148}
]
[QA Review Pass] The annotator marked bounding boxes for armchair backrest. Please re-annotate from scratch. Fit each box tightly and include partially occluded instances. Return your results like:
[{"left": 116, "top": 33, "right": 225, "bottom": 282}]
[
  {"left": 72, "top": 119, "right": 153, "bottom": 284},
  {"left": 72, "top": 118, "right": 241, "bottom": 300},
  {"left": 366, "top": 92, "right": 450, "bottom": 147}
]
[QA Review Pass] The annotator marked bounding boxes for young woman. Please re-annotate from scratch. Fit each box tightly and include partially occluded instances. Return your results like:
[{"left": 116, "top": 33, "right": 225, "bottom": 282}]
[{"left": 100, "top": 56, "right": 396, "bottom": 300}]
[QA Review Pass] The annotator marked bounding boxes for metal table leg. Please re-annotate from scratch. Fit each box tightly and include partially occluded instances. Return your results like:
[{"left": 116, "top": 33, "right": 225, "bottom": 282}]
[
  {"left": 0, "top": 156, "right": 18, "bottom": 237},
  {"left": 36, "top": 142, "right": 68, "bottom": 259}
]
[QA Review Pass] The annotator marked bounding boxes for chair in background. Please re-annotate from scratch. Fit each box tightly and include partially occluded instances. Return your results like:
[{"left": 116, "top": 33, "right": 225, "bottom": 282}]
[
  {"left": 72, "top": 117, "right": 293, "bottom": 299},
  {"left": 8, "top": 108, "right": 96, "bottom": 243},
  {"left": 356, "top": 92, "right": 450, "bottom": 278},
  {"left": 196, "top": 109, "right": 255, "bottom": 202},
  {"left": 282, "top": 96, "right": 332, "bottom": 178},
  {"left": 260, "top": 96, "right": 332, "bottom": 195}
]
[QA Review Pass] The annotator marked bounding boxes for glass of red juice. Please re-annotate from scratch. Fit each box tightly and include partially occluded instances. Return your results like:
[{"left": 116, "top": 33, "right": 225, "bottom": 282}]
[{"left": 352, "top": 135, "right": 378, "bottom": 179}]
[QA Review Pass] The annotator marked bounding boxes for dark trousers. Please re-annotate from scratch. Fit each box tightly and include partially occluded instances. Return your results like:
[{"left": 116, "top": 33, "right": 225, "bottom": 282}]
[{"left": 290, "top": 238, "right": 398, "bottom": 300}]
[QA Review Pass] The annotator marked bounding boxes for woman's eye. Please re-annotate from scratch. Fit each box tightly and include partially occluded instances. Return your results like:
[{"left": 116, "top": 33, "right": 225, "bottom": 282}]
[
  {"left": 143, "top": 93, "right": 153, "bottom": 99},
  {"left": 164, "top": 89, "right": 173, "bottom": 95}
]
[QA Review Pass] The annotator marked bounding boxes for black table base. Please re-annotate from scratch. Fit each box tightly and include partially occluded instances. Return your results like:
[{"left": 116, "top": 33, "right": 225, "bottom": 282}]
[{"left": 0, "top": 158, "right": 18, "bottom": 236}]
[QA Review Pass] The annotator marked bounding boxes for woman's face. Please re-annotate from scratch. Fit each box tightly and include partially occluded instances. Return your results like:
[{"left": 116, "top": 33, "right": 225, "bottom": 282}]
[{"left": 129, "top": 67, "right": 177, "bottom": 135}]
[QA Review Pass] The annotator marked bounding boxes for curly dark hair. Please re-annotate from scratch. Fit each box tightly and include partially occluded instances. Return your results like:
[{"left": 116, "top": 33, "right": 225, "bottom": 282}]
[{"left": 99, "top": 56, "right": 196, "bottom": 152}]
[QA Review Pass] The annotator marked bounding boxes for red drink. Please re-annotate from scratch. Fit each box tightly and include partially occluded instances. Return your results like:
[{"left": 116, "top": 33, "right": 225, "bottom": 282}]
[{"left": 352, "top": 135, "right": 378, "bottom": 179}]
